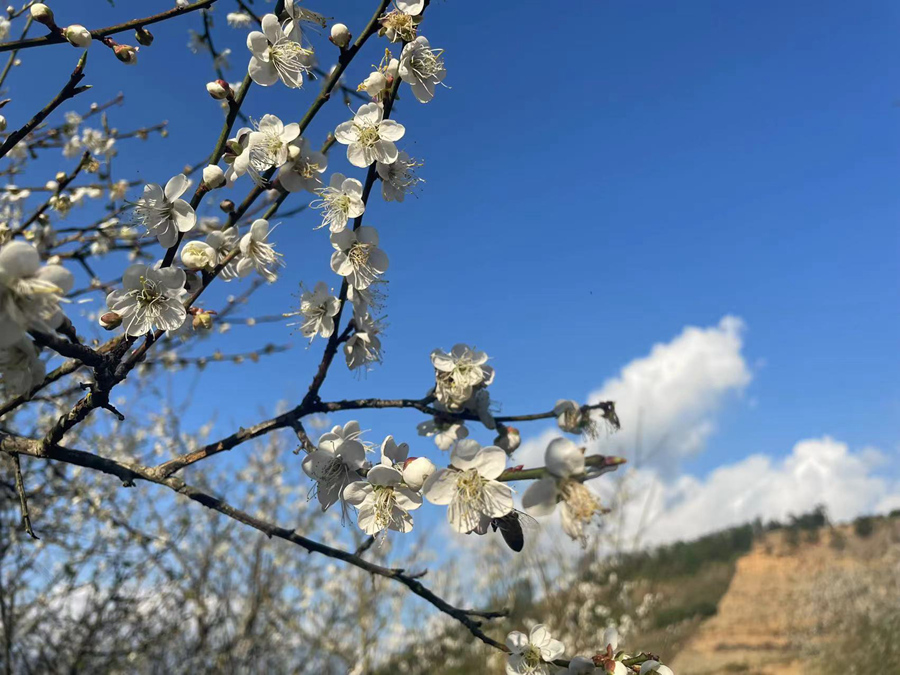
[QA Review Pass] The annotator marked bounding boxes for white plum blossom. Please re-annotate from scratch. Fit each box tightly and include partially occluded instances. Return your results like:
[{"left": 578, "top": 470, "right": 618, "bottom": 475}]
[
  {"left": 399, "top": 37, "right": 446, "bottom": 103},
  {"left": 417, "top": 418, "right": 468, "bottom": 451},
  {"left": 223, "top": 126, "right": 252, "bottom": 185},
  {"left": 302, "top": 421, "right": 367, "bottom": 513},
  {"left": 376, "top": 151, "right": 423, "bottom": 202},
  {"left": 106, "top": 263, "right": 187, "bottom": 336},
  {"left": 132, "top": 174, "right": 196, "bottom": 248},
  {"left": 359, "top": 70, "right": 387, "bottom": 98},
  {"left": 0, "top": 240, "right": 73, "bottom": 346},
  {"left": 330, "top": 226, "right": 388, "bottom": 290},
  {"left": 247, "top": 14, "right": 312, "bottom": 88},
  {"left": 237, "top": 219, "right": 284, "bottom": 283},
  {"left": 344, "top": 327, "right": 382, "bottom": 371},
  {"left": 396, "top": 0, "right": 425, "bottom": 15},
  {"left": 505, "top": 625, "right": 565, "bottom": 675},
  {"left": 380, "top": 9, "right": 419, "bottom": 43},
  {"left": 278, "top": 138, "right": 328, "bottom": 193},
  {"left": 342, "top": 436, "right": 423, "bottom": 536},
  {"left": 311, "top": 173, "right": 364, "bottom": 232},
  {"left": 205, "top": 228, "right": 241, "bottom": 280},
  {"left": 296, "top": 282, "right": 340, "bottom": 341},
  {"left": 423, "top": 439, "right": 513, "bottom": 533},
  {"left": 0, "top": 18, "right": 10, "bottom": 41},
  {"left": 334, "top": 103, "right": 405, "bottom": 168},
  {"left": 522, "top": 438, "right": 602, "bottom": 546},
  {"left": 330, "top": 23, "right": 351, "bottom": 47},
  {"left": 0, "top": 338, "right": 45, "bottom": 395},
  {"left": 554, "top": 399, "right": 597, "bottom": 436},
  {"left": 236, "top": 115, "right": 300, "bottom": 185},
  {"left": 431, "top": 343, "right": 494, "bottom": 410},
  {"left": 180, "top": 241, "right": 217, "bottom": 271},
  {"left": 639, "top": 662, "right": 673, "bottom": 675},
  {"left": 284, "top": 0, "right": 327, "bottom": 42},
  {"left": 226, "top": 12, "right": 253, "bottom": 28}
]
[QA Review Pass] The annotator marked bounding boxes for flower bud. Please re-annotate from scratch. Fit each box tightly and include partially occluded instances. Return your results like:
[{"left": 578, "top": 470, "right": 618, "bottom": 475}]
[
  {"left": 402, "top": 457, "right": 436, "bottom": 491},
  {"left": 358, "top": 71, "right": 387, "bottom": 97},
  {"left": 202, "top": 164, "right": 225, "bottom": 188},
  {"left": 385, "top": 58, "right": 400, "bottom": 82},
  {"left": 494, "top": 426, "right": 521, "bottom": 453},
  {"left": 329, "top": 23, "right": 351, "bottom": 48},
  {"left": 29, "top": 3, "right": 54, "bottom": 27},
  {"left": 180, "top": 241, "right": 216, "bottom": 270},
  {"left": 134, "top": 27, "right": 153, "bottom": 46},
  {"left": 0, "top": 115, "right": 7, "bottom": 133},
  {"left": 206, "top": 79, "right": 231, "bottom": 100},
  {"left": 219, "top": 199, "right": 235, "bottom": 213},
  {"left": 113, "top": 44, "right": 138, "bottom": 65},
  {"left": 99, "top": 312, "right": 122, "bottom": 330},
  {"left": 192, "top": 311, "right": 214, "bottom": 330},
  {"left": 64, "top": 24, "right": 91, "bottom": 48}
]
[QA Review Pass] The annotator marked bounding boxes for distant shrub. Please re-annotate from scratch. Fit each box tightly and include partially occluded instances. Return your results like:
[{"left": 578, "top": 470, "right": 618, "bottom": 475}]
[
  {"left": 830, "top": 529, "right": 847, "bottom": 551},
  {"left": 854, "top": 516, "right": 876, "bottom": 538},
  {"left": 652, "top": 600, "right": 718, "bottom": 628}
]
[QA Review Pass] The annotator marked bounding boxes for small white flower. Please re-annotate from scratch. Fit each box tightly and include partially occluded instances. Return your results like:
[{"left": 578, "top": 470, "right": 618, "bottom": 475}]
[
  {"left": 133, "top": 174, "right": 196, "bottom": 248},
  {"left": 330, "top": 226, "right": 388, "bottom": 289},
  {"left": 639, "top": 661, "right": 673, "bottom": 675},
  {"left": 180, "top": 241, "right": 217, "bottom": 271},
  {"left": 284, "top": 0, "right": 328, "bottom": 42},
  {"left": 311, "top": 173, "right": 364, "bottom": 231},
  {"left": 302, "top": 421, "right": 367, "bottom": 513},
  {"left": 423, "top": 439, "right": 513, "bottom": 533},
  {"left": 334, "top": 103, "right": 405, "bottom": 168},
  {"left": 247, "top": 14, "right": 313, "bottom": 89},
  {"left": 399, "top": 36, "right": 446, "bottom": 103},
  {"left": 235, "top": 115, "right": 300, "bottom": 185},
  {"left": 0, "top": 18, "right": 10, "bottom": 41},
  {"left": 106, "top": 263, "right": 187, "bottom": 336},
  {"left": 297, "top": 281, "right": 340, "bottom": 341},
  {"left": 0, "top": 338, "right": 45, "bottom": 396},
  {"left": 206, "top": 227, "right": 241, "bottom": 279},
  {"left": 0, "top": 241, "right": 73, "bottom": 346},
  {"left": 226, "top": 12, "right": 253, "bottom": 28},
  {"left": 431, "top": 344, "right": 494, "bottom": 409},
  {"left": 380, "top": 9, "right": 419, "bottom": 43},
  {"left": 359, "top": 70, "right": 387, "bottom": 97},
  {"left": 376, "top": 151, "right": 423, "bottom": 202},
  {"left": 343, "top": 435, "right": 423, "bottom": 536},
  {"left": 505, "top": 625, "right": 565, "bottom": 675},
  {"left": 554, "top": 399, "right": 597, "bottom": 436},
  {"left": 344, "top": 329, "right": 382, "bottom": 371},
  {"left": 417, "top": 418, "right": 468, "bottom": 452},
  {"left": 522, "top": 438, "right": 602, "bottom": 547},
  {"left": 278, "top": 138, "right": 328, "bottom": 193},
  {"left": 237, "top": 219, "right": 284, "bottom": 283}
]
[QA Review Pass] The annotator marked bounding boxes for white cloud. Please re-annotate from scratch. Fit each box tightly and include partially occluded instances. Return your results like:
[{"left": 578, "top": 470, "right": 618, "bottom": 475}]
[
  {"left": 515, "top": 316, "right": 751, "bottom": 470},
  {"left": 603, "top": 436, "right": 899, "bottom": 549}
]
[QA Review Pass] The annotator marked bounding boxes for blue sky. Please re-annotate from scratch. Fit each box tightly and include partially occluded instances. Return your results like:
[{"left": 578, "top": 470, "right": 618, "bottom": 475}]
[{"left": 5, "top": 0, "right": 899, "bottom": 540}]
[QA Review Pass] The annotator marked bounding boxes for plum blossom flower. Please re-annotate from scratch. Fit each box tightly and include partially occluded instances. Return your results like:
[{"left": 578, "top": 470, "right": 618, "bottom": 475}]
[
  {"left": 205, "top": 227, "right": 241, "bottom": 280},
  {"left": 302, "top": 421, "right": 368, "bottom": 513},
  {"left": 582, "top": 627, "right": 628, "bottom": 675},
  {"left": 180, "top": 241, "right": 217, "bottom": 271},
  {"left": 0, "top": 241, "right": 73, "bottom": 346},
  {"left": 380, "top": 9, "right": 420, "bottom": 43},
  {"left": 294, "top": 282, "right": 340, "bottom": 341},
  {"left": 247, "top": 14, "right": 312, "bottom": 88},
  {"left": 226, "top": 12, "right": 252, "bottom": 28},
  {"left": 505, "top": 625, "right": 565, "bottom": 675},
  {"left": 278, "top": 138, "right": 328, "bottom": 193},
  {"left": 431, "top": 343, "right": 494, "bottom": 410},
  {"left": 639, "top": 661, "right": 673, "bottom": 675},
  {"left": 132, "top": 174, "right": 196, "bottom": 248},
  {"left": 310, "top": 173, "right": 364, "bottom": 232},
  {"left": 344, "top": 325, "right": 382, "bottom": 371},
  {"left": 399, "top": 37, "right": 446, "bottom": 103},
  {"left": 0, "top": 338, "right": 45, "bottom": 395},
  {"left": 423, "top": 439, "right": 513, "bottom": 533},
  {"left": 417, "top": 417, "right": 468, "bottom": 452},
  {"left": 342, "top": 436, "right": 423, "bottom": 536},
  {"left": 106, "top": 263, "right": 187, "bottom": 336},
  {"left": 376, "top": 151, "right": 423, "bottom": 202},
  {"left": 396, "top": 0, "right": 424, "bottom": 15},
  {"left": 284, "top": 0, "right": 327, "bottom": 42},
  {"left": 236, "top": 115, "right": 300, "bottom": 185},
  {"left": 330, "top": 226, "right": 388, "bottom": 290},
  {"left": 522, "top": 438, "right": 602, "bottom": 546},
  {"left": 554, "top": 399, "right": 598, "bottom": 436},
  {"left": 237, "top": 219, "right": 284, "bottom": 283},
  {"left": 334, "top": 103, "right": 405, "bottom": 168}
]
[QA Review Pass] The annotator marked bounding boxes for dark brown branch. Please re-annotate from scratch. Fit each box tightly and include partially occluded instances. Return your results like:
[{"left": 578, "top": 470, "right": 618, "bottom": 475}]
[
  {"left": 0, "top": 51, "right": 90, "bottom": 160},
  {"left": 0, "top": 0, "right": 218, "bottom": 53}
]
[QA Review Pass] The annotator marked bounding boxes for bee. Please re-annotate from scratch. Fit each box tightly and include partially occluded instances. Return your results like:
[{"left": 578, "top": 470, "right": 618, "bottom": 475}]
[{"left": 470, "top": 510, "right": 540, "bottom": 553}]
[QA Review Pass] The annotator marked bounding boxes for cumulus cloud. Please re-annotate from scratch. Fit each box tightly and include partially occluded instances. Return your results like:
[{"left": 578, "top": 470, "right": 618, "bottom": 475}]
[
  {"left": 515, "top": 316, "right": 751, "bottom": 470},
  {"left": 599, "top": 436, "right": 900, "bottom": 548}
]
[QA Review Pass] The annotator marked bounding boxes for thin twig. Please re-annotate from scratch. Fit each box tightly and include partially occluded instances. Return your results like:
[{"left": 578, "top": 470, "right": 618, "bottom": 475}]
[{"left": 10, "top": 453, "right": 38, "bottom": 539}]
